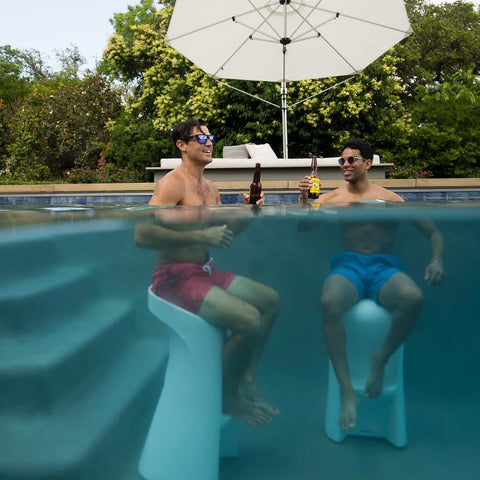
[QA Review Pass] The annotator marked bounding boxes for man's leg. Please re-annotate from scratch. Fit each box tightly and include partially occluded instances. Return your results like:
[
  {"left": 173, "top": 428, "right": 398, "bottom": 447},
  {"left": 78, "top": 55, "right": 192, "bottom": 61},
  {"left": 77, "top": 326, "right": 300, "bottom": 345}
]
[
  {"left": 198, "top": 280, "right": 278, "bottom": 426},
  {"left": 321, "top": 274, "right": 360, "bottom": 430},
  {"left": 225, "top": 276, "right": 280, "bottom": 414},
  {"left": 366, "top": 272, "right": 423, "bottom": 398}
]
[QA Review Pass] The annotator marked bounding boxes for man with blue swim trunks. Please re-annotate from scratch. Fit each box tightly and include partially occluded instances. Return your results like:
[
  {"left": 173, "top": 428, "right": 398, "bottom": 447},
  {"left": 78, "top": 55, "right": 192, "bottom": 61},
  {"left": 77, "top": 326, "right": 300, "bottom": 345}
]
[{"left": 299, "top": 139, "right": 444, "bottom": 431}]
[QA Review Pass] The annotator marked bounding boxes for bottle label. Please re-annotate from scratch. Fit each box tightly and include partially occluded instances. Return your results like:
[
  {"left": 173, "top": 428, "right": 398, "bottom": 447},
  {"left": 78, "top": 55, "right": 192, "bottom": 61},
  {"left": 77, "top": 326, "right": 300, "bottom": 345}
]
[{"left": 310, "top": 178, "right": 320, "bottom": 194}]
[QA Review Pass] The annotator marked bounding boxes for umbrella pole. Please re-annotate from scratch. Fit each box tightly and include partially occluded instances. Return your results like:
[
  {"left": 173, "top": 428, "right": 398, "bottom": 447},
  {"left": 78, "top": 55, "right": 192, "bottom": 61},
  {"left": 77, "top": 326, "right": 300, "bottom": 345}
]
[{"left": 281, "top": 81, "right": 288, "bottom": 160}]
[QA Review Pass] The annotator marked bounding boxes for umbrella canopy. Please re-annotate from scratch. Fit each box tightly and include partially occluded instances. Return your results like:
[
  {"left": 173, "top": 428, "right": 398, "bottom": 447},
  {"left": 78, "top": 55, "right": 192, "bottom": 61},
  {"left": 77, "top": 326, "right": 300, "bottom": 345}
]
[{"left": 165, "top": 0, "right": 412, "bottom": 158}]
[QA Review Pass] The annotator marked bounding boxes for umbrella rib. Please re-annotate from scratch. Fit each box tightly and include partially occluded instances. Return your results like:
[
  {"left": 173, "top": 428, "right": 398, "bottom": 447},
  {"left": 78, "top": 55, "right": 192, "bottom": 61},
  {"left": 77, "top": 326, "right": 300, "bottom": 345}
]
[
  {"left": 214, "top": 5, "right": 283, "bottom": 76},
  {"left": 166, "top": 3, "right": 278, "bottom": 43},
  {"left": 214, "top": 79, "right": 281, "bottom": 109},
  {"left": 166, "top": 17, "right": 235, "bottom": 43},
  {"left": 287, "top": 0, "right": 326, "bottom": 41},
  {"left": 288, "top": 76, "right": 355, "bottom": 109},
  {"left": 320, "top": 8, "right": 412, "bottom": 35},
  {"left": 318, "top": 34, "right": 360, "bottom": 73}
]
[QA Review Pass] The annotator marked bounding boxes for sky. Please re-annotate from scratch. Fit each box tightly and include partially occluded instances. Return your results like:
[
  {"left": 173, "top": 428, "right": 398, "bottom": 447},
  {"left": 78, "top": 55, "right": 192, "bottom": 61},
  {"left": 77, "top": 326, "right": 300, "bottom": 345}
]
[
  {"left": 0, "top": 0, "right": 478, "bottom": 72},
  {"left": 0, "top": 0, "right": 135, "bottom": 70}
]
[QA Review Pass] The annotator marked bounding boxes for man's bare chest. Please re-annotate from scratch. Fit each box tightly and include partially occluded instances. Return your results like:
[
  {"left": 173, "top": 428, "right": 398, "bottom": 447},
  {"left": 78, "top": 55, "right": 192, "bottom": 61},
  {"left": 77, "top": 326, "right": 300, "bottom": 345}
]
[{"left": 183, "top": 182, "right": 218, "bottom": 205}]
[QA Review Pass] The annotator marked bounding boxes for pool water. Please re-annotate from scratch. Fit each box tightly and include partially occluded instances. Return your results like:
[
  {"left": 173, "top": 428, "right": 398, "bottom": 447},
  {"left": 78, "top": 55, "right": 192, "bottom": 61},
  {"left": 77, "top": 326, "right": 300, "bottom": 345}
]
[{"left": 0, "top": 204, "right": 479, "bottom": 480}]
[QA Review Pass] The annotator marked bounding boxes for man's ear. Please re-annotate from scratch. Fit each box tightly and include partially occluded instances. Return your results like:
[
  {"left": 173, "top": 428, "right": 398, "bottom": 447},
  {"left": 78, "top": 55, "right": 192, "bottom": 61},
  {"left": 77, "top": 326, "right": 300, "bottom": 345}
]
[
  {"left": 364, "top": 158, "right": 373, "bottom": 171},
  {"left": 176, "top": 139, "right": 187, "bottom": 153}
]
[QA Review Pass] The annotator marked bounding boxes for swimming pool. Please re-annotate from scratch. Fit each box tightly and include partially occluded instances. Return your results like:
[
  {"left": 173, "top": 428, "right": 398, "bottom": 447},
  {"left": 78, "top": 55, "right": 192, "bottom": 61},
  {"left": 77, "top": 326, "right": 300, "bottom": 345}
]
[{"left": 0, "top": 204, "right": 478, "bottom": 480}]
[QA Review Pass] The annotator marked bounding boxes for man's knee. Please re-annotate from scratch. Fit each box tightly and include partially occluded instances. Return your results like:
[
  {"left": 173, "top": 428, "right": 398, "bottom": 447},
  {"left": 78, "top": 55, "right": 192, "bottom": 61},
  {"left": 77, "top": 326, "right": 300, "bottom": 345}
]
[
  {"left": 236, "top": 304, "right": 262, "bottom": 336},
  {"left": 404, "top": 286, "right": 423, "bottom": 309},
  {"left": 395, "top": 284, "right": 423, "bottom": 311},
  {"left": 262, "top": 287, "right": 281, "bottom": 317},
  {"left": 320, "top": 290, "right": 345, "bottom": 318}
]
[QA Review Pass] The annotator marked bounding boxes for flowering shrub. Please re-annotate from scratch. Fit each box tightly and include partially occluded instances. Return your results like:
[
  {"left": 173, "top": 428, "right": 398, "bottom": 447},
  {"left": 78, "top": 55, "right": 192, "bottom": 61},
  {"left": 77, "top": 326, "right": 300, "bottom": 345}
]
[
  {"left": 387, "top": 163, "right": 433, "bottom": 179},
  {"left": 64, "top": 163, "right": 139, "bottom": 183}
]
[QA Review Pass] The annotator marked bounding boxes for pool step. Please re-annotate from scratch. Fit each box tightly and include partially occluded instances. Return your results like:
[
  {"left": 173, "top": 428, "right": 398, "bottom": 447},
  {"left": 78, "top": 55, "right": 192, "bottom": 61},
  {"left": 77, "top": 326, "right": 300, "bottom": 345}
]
[
  {"left": 0, "top": 297, "right": 137, "bottom": 413},
  {"left": 0, "top": 338, "right": 167, "bottom": 480},
  {"left": 0, "top": 221, "right": 166, "bottom": 479},
  {"left": 0, "top": 263, "right": 99, "bottom": 334}
]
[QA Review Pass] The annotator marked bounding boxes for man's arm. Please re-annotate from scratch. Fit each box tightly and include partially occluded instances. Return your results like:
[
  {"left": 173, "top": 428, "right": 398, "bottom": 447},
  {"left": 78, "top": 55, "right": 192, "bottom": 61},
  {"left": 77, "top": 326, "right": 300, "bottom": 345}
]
[
  {"left": 134, "top": 221, "right": 233, "bottom": 250},
  {"left": 149, "top": 172, "right": 185, "bottom": 206},
  {"left": 415, "top": 220, "right": 444, "bottom": 286}
]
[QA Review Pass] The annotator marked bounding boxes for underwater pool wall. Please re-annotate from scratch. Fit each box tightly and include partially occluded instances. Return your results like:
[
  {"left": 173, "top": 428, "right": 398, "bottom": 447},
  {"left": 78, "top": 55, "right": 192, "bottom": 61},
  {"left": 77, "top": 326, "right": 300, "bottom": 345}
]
[
  {"left": 1, "top": 205, "right": 480, "bottom": 480},
  {"left": 0, "top": 219, "right": 167, "bottom": 480}
]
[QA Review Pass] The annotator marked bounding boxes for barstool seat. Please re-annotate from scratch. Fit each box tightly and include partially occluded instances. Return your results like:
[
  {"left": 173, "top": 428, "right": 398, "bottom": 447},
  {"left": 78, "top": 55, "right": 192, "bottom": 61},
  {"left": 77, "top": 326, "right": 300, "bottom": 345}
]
[
  {"left": 139, "top": 288, "right": 237, "bottom": 480},
  {"left": 324, "top": 299, "right": 407, "bottom": 448}
]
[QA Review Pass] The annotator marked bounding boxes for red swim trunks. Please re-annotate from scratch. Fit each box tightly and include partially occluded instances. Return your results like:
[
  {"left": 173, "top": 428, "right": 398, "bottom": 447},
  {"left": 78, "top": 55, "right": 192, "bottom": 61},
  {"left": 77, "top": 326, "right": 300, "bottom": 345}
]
[{"left": 151, "top": 258, "right": 235, "bottom": 314}]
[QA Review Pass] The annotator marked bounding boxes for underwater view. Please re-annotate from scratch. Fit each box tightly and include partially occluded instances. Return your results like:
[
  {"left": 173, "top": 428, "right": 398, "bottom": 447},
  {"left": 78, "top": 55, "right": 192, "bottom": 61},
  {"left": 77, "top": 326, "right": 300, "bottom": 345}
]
[{"left": 0, "top": 202, "right": 479, "bottom": 480}]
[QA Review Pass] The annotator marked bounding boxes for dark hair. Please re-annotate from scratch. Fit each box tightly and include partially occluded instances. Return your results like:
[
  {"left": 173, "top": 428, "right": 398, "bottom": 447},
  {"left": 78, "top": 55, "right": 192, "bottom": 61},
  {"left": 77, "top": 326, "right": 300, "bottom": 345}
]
[
  {"left": 342, "top": 139, "right": 373, "bottom": 161},
  {"left": 172, "top": 119, "right": 207, "bottom": 152}
]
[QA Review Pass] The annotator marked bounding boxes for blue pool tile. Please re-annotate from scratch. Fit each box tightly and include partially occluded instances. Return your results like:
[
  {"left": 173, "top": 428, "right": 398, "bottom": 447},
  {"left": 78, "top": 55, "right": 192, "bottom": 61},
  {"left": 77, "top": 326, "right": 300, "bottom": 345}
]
[
  {"left": 50, "top": 196, "right": 77, "bottom": 205},
  {"left": 468, "top": 191, "right": 480, "bottom": 201},
  {"left": 424, "top": 191, "right": 447, "bottom": 201},
  {"left": 264, "top": 194, "right": 280, "bottom": 204},
  {"left": 277, "top": 193, "right": 299, "bottom": 204},
  {"left": 123, "top": 195, "right": 151, "bottom": 205},
  {"left": 87, "top": 195, "right": 120, "bottom": 205},
  {"left": 68, "top": 196, "right": 88, "bottom": 206},
  {"left": 446, "top": 191, "right": 469, "bottom": 201},
  {"left": 220, "top": 194, "right": 244, "bottom": 205},
  {"left": 402, "top": 192, "right": 424, "bottom": 202},
  {"left": 0, "top": 197, "right": 14, "bottom": 205},
  {"left": 14, "top": 196, "right": 51, "bottom": 205}
]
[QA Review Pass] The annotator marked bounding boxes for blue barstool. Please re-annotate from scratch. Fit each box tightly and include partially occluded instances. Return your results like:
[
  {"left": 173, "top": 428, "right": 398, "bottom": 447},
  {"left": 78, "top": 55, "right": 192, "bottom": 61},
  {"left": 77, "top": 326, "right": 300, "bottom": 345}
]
[
  {"left": 324, "top": 299, "right": 407, "bottom": 447},
  {"left": 139, "top": 288, "right": 237, "bottom": 480}
]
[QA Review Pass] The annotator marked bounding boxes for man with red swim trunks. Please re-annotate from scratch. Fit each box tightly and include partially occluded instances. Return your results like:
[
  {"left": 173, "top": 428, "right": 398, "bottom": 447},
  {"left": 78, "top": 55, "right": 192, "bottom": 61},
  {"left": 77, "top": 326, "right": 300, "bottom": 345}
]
[{"left": 134, "top": 119, "right": 280, "bottom": 427}]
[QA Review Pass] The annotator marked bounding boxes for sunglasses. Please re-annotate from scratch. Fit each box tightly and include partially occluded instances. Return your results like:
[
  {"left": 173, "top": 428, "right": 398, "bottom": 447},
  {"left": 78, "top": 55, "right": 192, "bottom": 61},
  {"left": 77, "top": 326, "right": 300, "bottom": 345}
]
[
  {"left": 338, "top": 155, "right": 362, "bottom": 166},
  {"left": 187, "top": 134, "right": 215, "bottom": 144}
]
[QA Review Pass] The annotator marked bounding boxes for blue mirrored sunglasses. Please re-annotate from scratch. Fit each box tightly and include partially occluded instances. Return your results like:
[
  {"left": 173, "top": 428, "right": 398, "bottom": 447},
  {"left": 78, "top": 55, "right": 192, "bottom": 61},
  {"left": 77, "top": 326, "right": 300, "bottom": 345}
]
[
  {"left": 338, "top": 155, "right": 362, "bottom": 166},
  {"left": 187, "top": 134, "right": 215, "bottom": 144}
]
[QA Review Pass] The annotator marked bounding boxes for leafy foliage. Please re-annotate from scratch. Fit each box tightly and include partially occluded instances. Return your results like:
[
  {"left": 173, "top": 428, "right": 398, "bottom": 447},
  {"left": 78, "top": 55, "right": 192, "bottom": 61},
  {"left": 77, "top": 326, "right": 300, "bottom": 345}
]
[{"left": 4, "top": 74, "right": 122, "bottom": 182}]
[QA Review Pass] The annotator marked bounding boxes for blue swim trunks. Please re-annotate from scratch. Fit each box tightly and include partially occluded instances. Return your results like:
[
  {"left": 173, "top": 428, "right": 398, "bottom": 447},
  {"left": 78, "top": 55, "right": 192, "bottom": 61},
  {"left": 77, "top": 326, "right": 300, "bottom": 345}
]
[{"left": 330, "top": 252, "right": 404, "bottom": 301}]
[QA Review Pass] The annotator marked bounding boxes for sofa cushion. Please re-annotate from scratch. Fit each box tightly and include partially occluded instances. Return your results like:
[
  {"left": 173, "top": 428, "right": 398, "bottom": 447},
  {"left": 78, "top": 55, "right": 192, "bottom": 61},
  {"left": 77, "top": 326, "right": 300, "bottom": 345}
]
[
  {"left": 246, "top": 143, "right": 278, "bottom": 160},
  {"left": 222, "top": 144, "right": 250, "bottom": 158}
]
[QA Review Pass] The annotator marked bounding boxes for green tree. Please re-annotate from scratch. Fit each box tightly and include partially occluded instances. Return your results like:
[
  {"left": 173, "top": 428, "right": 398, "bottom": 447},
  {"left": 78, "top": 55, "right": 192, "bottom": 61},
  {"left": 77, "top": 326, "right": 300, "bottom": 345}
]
[
  {"left": 107, "top": 114, "right": 167, "bottom": 181},
  {"left": 101, "top": 0, "right": 480, "bottom": 178},
  {"left": 409, "top": 70, "right": 480, "bottom": 177},
  {"left": 0, "top": 46, "right": 34, "bottom": 102},
  {"left": 398, "top": 0, "right": 480, "bottom": 94},
  {"left": 6, "top": 74, "right": 122, "bottom": 182}
]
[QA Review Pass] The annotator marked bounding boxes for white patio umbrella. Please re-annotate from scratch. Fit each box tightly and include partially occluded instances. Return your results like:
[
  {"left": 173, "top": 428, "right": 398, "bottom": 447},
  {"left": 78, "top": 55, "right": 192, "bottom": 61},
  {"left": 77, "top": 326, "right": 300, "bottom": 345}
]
[{"left": 165, "top": 0, "right": 412, "bottom": 159}]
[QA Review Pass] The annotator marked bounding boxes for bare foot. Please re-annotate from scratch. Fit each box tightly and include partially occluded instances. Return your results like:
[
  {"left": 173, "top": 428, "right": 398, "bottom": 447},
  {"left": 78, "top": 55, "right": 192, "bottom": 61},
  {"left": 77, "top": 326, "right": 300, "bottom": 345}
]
[
  {"left": 239, "top": 379, "right": 279, "bottom": 415},
  {"left": 224, "top": 395, "right": 273, "bottom": 427},
  {"left": 339, "top": 394, "right": 358, "bottom": 430},
  {"left": 365, "top": 355, "right": 385, "bottom": 398}
]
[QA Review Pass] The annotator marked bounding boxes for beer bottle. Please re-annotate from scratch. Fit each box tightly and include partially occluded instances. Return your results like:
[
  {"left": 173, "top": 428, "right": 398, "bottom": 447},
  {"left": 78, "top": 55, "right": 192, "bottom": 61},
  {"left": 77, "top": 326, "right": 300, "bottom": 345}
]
[
  {"left": 249, "top": 163, "right": 262, "bottom": 205},
  {"left": 308, "top": 154, "right": 320, "bottom": 199}
]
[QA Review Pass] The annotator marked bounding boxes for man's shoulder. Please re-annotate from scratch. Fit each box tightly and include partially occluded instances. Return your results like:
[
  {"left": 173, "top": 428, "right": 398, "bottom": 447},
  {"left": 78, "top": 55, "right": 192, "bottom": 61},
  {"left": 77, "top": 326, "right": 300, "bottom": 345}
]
[
  {"left": 317, "top": 186, "right": 348, "bottom": 203},
  {"left": 149, "top": 169, "right": 186, "bottom": 205},
  {"left": 370, "top": 184, "right": 404, "bottom": 202}
]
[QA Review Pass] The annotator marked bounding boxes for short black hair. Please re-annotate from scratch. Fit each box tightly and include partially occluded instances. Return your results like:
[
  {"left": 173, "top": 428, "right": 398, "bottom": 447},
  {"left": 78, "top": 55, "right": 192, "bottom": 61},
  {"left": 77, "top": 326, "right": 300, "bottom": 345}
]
[
  {"left": 342, "top": 139, "right": 373, "bottom": 161},
  {"left": 172, "top": 119, "right": 207, "bottom": 151}
]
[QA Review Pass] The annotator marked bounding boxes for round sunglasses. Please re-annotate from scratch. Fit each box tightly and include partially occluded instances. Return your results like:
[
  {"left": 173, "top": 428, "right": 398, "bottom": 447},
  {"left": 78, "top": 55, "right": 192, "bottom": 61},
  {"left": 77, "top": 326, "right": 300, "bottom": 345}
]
[{"left": 338, "top": 155, "right": 363, "bottom": 166}]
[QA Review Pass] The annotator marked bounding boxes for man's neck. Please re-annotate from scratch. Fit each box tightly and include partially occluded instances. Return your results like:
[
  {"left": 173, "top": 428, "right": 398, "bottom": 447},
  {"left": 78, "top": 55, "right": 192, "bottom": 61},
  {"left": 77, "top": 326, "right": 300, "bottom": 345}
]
[
  {"left": 180, "top": 158, "right": 206, "bottom": 181},
  {"left": 346, "top": 177, "right": 371, "bottom": 195}
]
